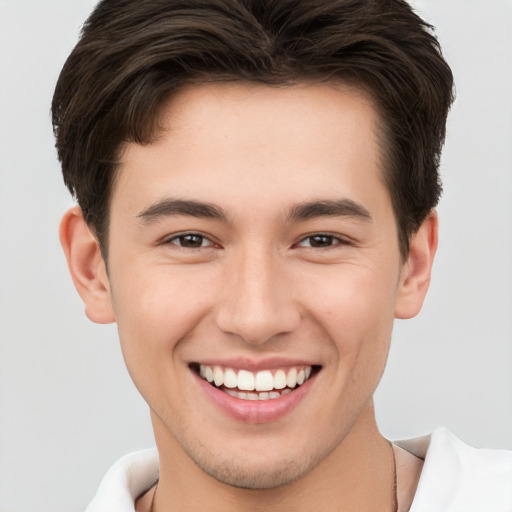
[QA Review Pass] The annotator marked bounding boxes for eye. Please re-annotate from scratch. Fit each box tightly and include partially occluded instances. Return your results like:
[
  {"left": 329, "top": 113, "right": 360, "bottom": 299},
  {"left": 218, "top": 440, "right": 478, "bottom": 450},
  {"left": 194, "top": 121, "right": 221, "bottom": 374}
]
[
  {"left": 167, "top": 232, "right": 214, "bottom": 248},
  {"left": 296, "top": 234, "right": 345, "bottom": 248}
]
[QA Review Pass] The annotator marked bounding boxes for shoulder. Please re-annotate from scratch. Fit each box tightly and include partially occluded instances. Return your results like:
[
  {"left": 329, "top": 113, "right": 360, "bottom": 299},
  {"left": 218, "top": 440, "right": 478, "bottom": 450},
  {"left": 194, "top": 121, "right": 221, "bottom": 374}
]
[
  {"left": 399, "top": 428, "right": 512, "bottom": 512},
  {"left": 84, "top": 448, "right": 159, "bottom": 512}
]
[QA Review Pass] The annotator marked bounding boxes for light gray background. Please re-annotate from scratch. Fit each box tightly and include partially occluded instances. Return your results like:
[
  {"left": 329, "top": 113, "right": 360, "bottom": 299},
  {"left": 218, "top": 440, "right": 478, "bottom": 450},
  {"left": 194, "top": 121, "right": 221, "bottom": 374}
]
[{"left": 0, "top": 1, "right": 511, "bottom": 511}]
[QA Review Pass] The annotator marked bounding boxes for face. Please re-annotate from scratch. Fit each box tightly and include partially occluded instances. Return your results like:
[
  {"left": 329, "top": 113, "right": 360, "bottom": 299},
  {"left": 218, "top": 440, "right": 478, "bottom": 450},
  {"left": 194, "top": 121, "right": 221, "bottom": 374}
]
[{"left": 102, "top": 83, "right": 416, "bottom": 488}]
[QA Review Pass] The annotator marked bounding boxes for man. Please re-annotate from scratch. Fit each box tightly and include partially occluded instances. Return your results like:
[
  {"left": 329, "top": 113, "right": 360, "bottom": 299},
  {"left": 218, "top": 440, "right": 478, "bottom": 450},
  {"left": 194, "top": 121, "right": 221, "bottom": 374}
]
[{"left": 52, "top": 0, "right": 512, "bottom": 510}]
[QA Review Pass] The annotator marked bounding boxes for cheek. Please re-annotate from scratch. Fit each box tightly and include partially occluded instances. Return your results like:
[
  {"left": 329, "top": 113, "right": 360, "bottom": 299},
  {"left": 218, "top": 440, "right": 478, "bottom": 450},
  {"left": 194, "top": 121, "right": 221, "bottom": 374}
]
[
  {"left": 307, "top": 265, "right": 398, "bottom": 345},
  {"left": 109, "top": 270, "right": 215, "bottom": 419},
  {"left": 110, "top": 266, "right": 213, "bottom": 377},
  {"left": 309, "top": 271, "right": 397, "bottom": 417}
]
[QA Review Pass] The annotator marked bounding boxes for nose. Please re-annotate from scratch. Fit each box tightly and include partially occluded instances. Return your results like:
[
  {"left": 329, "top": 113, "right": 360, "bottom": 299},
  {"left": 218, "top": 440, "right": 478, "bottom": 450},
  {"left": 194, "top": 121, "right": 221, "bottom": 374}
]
[{"left": 215, "top": 249, "right": 301, "bottom": 345}]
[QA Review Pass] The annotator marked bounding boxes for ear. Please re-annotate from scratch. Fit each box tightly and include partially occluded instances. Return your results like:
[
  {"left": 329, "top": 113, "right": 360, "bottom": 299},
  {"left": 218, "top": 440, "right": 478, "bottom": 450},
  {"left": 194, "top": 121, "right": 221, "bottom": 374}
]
[
  {"left": 394, "top": 211, "right": 438, "bottom": 319},
  {"left": 59, "top": 206, "right": 116, "bottom": 324}
]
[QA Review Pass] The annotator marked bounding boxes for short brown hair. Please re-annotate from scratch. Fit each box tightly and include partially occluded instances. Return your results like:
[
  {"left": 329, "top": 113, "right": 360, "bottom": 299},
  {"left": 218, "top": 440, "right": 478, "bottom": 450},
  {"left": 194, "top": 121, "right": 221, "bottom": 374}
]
[{"left": 52, "top": 0, "right": 454, "bottom": 257}]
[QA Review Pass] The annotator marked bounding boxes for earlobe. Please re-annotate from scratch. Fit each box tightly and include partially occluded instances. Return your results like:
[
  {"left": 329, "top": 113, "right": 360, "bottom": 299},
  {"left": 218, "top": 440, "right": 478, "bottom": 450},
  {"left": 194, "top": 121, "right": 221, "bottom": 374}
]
[
  {"left": 59, "top": 206, "right": 116, "bottom": 324},
  {"left": 394, "top": 211, "right": 438, "bottom": 319}
]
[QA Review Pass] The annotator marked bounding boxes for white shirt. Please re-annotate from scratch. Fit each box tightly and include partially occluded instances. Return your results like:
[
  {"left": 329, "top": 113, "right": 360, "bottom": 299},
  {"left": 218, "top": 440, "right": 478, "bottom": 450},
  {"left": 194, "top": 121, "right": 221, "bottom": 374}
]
[{"left": 85, "top": 428, "right": 512, "bottom": 512}]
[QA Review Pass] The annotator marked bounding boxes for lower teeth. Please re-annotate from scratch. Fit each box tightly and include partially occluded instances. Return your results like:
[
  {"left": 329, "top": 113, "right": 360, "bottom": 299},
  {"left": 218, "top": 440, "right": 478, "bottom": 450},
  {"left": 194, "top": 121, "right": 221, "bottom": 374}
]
[{"left": 224, "top": 388, "right": 292, "bottom": 400}]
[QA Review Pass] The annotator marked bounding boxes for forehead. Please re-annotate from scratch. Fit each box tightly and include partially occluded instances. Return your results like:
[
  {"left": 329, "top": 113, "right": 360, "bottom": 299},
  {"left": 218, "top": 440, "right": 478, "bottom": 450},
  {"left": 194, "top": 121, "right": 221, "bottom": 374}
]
[
  {"left": 155, "top": 81, "right": 380, "bottom": 156},
  {"left": 115, "top": 82, "right": 389, "bottom": 219}
]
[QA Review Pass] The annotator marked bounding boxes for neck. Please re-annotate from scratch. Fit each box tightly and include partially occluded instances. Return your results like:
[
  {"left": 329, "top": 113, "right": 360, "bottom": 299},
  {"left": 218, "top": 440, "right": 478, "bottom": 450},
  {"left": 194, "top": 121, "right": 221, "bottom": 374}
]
[{"left": 150, "top": 402, "right": 396, "bottom": 512}]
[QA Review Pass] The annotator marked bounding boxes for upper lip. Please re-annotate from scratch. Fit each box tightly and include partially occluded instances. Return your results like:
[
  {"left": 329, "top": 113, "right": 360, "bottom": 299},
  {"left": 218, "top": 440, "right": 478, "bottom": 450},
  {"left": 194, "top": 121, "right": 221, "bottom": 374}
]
[{"left": 190, "top": 357, "right": 319, "bottom": 372}]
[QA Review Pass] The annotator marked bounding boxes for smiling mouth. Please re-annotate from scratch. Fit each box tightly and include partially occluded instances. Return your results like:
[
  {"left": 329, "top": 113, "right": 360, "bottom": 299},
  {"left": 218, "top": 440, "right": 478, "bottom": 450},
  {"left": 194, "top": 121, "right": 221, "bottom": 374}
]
[{"left": 191, "top": 363, "right": 320, "bottom": 401}]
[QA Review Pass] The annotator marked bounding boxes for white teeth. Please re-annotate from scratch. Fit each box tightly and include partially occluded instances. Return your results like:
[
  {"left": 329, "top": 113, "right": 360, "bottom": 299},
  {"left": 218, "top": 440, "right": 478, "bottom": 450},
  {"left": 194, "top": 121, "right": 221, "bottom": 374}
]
[
  {"left": 222, "top": 389, "right": 288, "bottom": 401},
  {"left": 197, "top": 364, "right": 315, "bottom": 397},
  {"left": 224, "top": 368, "right": 237, "bottom": 388},
  {"left": 274, "top": 369, "right": 287, "bottom": 389},
  {"left": 213, "top": 366, "right": 224, "bottom": 387},
  {"left": 237, "top": 370, "right": 255, "bottom": 391},
  {"left": 286, "top": 367, "right": 297, "bottom": 388},
  {"left": 255, "top": 370, "right": 274, "bottom": 391}
]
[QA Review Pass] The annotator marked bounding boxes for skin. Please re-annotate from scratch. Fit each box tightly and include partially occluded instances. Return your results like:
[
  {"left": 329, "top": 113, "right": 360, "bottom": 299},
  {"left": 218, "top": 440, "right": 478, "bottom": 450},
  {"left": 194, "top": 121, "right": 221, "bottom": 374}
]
[{"left": 60, "top": 82, "right": 437, "bottom": 511}]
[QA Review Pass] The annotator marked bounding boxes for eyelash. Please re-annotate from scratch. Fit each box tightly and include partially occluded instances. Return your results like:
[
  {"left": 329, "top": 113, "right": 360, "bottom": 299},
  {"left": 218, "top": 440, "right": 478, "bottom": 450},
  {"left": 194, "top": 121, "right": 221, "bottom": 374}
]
[
  {"left": 295, "top": 233, "right": 349, "bottom": 249},
  {"left": 163, "top": 231, "right": 349, "bottom": 250},
  {"left": 164, "top": 232, "right": 216, "bottom": 249}
]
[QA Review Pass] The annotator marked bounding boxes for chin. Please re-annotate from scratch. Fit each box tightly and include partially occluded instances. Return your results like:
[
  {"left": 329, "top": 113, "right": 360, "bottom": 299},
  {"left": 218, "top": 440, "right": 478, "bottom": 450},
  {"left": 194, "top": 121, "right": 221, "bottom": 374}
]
[
  {"left": 179, "top": 433, "right": 339, "bottom": 490},
  {"left": 195, "top": 454, "right": 315, "bottom": 489}
]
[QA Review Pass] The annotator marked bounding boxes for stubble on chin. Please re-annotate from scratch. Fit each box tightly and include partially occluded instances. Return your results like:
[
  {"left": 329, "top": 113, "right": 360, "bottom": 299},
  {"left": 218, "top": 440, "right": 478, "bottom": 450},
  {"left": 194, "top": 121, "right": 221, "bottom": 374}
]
[{"left": 178, "top": 433, "right": 344, "bottom": 491}]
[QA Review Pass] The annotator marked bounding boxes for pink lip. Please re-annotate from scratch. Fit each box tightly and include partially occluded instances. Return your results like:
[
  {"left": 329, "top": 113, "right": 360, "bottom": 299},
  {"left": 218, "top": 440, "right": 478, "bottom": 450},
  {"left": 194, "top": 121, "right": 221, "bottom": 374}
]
[{"left": 192, "top": 367, "right": 318, "bottom": 424}]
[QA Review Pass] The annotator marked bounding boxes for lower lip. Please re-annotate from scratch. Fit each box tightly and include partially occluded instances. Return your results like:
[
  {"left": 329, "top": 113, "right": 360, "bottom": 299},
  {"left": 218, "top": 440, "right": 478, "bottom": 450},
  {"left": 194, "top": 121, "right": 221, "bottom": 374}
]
[{"left": 192, "top": 370, "right": 317, "bottom": 424}]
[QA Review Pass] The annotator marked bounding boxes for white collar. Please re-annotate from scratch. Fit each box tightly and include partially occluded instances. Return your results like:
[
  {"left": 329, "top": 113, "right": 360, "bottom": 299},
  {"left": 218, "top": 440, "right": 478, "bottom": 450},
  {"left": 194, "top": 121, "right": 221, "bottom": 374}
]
[
  {"left": 85, "top": 448, "right": 158, "bottom": 512},
  {"left": 399, "top": 428, "right": 512, "bottom": 511}
]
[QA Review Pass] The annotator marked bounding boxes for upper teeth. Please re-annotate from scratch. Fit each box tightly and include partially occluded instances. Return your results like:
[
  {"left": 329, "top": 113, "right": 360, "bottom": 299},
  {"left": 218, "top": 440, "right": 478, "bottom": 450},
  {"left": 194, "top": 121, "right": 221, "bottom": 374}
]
[{"left": 199, "top": 364, "right": 312, "bottom": 391}]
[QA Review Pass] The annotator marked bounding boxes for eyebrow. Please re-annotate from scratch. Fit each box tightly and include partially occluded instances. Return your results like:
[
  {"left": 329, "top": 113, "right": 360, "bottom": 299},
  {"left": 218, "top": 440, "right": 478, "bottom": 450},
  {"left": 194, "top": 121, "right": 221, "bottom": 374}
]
[
  {"left": 137, "top": 198, "right": 229, "bottom": 224},
  {"left": 136, "top": 197, "right": 371, "bottom": 225},
  {"left": 286, "top": 199, "right": 372, "bottom": 223}
]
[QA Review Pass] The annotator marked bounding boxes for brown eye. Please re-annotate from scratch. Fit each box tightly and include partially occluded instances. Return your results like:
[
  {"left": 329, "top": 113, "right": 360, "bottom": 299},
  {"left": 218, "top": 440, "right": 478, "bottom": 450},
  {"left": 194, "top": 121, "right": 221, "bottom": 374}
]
[
  {"left": 310, "top": 235, "right": 335, "bottom": 247},
  {"left": 169, "top": 233, "right": 212, "bottom": 248},
  {"left": 298, "top": 234, "right": 339, "bottom": 248}
]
